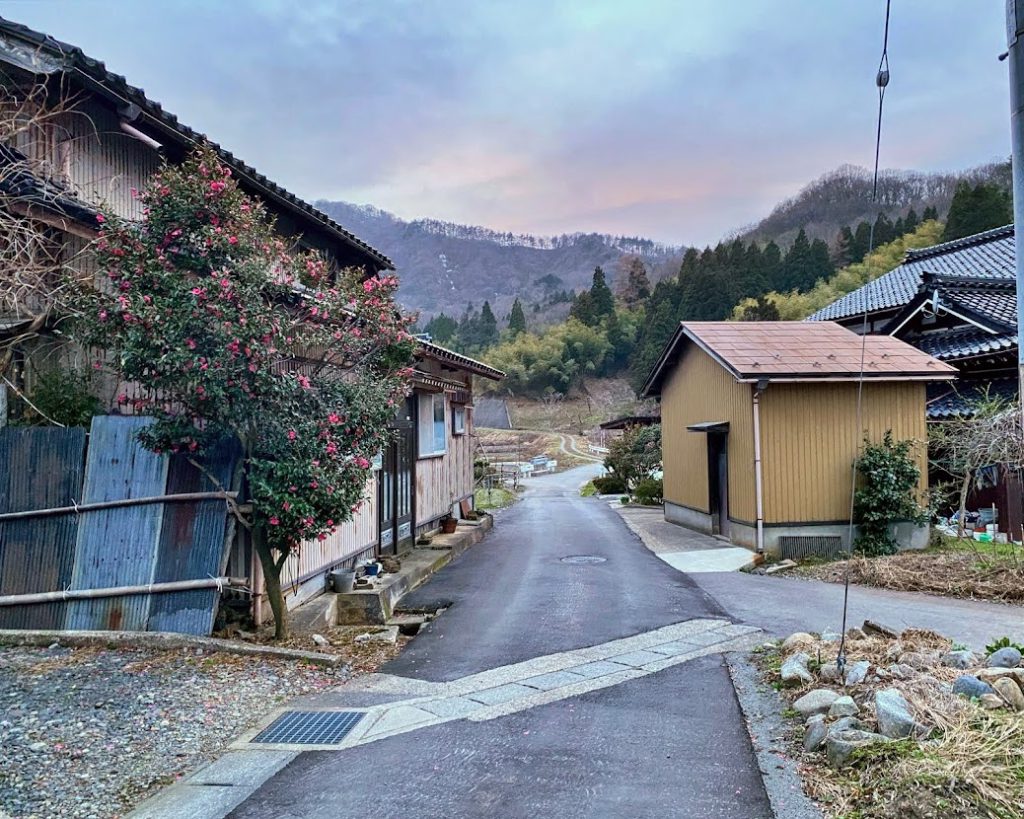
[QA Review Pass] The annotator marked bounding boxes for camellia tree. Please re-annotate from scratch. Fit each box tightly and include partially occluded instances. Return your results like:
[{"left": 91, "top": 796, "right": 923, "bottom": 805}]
[{"left": 74, "top": 147, "right": 414, "bottom": 638}]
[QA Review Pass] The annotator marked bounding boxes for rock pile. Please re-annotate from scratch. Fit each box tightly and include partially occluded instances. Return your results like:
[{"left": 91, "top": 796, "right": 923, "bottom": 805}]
[{"left": 766, "top": 622, "right": 1024, "bottom": 768}]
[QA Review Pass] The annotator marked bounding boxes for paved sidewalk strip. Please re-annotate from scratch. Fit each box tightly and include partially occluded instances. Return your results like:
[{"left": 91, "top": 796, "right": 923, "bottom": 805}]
[{"left": 229, "top": 617, "right": 762, "bottom": 752}]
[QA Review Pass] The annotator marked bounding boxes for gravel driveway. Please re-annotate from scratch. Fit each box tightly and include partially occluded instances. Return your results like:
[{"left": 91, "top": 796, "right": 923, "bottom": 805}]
[{"left": 0, "top": 644, "right": 347, "bottom": 818}]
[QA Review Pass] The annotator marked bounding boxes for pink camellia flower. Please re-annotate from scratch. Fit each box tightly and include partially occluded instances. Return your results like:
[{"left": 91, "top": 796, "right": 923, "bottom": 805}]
[
  {"left": 186, "top": 339, "right": 197, "bottom": 350},
  {"left": 95, "top": 213, "right": 105, "bottom": 223},
  {"left": 268, "top": 517, "right": 280, "bottom": 526},
  {"left": 355, "top": 456, "right": 370, "bottom": 469},
  {"left": 98, "top": 309, "right": 108, "bottom": 322},
  {"left": 328, "top": 413, "right": 340, "bottom": 424},
  {"left": 116, "top": 393, "right": 128, "bottom": 404},
  {"left": 287, "top": 430, "right": 297, "bottom": 441},
  {"left": 282, "top": 501, "right": 291, "bottom": 511},
  {"left": 228, "top": 236, "right": 238, "bottom": 245},
  {"left": 297, "top": 374, "right": 311, "bottom": 389}
]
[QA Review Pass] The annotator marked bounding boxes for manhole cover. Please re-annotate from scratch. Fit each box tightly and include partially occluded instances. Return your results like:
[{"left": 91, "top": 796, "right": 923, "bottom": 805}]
[
  {"left": 560, "top": 555, "right": 607, "bottom": 565},
  {"left": 252, "top": 710, "right": 364, "bottom": 745}
]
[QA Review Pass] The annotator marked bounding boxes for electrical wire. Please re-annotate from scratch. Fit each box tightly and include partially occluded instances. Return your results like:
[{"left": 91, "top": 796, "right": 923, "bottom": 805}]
[{"left": 836, "top": 0, "right": 892, "bottom": 677}]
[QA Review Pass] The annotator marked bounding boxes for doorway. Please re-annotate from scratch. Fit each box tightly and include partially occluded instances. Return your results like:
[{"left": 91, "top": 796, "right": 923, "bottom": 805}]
[
  {"left": 378, "top": 397, "right": 415, "bottom": 556},
  {"left": 706, "top": 432, "right": 730, "bottom": 538}
]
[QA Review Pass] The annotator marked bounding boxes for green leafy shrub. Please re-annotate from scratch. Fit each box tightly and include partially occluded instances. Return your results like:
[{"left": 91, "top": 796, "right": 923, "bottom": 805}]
[
  {"left": 604, "top": 423, "right": 661, "bottom": 491},
  {"left": 22, "top": 367, "right": 101, "bottom": 427},
  {"left": 985, "top": 636, "right": 1024, "bottom": 656},
  {"left": 592, "top": 474, "right": 627, "bottom": 495},
  {"left": 633, "top": 477, "right": 663, "bottom": 505},
  {"left": 853, "top": 431, "right": 927, "bottom": 557}
]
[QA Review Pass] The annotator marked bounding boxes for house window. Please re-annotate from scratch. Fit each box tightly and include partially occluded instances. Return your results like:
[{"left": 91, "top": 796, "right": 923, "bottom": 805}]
[
  {"left": 452, "top": 405, "right": 466, "bottom": 435},
  {"left": 418, "top": 393, "right": 447, "bottom": 457}
]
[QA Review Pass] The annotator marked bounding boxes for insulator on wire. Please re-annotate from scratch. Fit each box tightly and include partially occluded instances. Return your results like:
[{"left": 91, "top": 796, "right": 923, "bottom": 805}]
[{"left": 876, "top": 69, "right": 890, "bottom": 88}]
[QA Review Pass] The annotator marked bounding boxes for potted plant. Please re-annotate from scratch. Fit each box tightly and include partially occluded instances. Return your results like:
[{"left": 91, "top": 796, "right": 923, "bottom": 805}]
[{"left": 440, "top": 514, "right": 458, "bottom": 534}]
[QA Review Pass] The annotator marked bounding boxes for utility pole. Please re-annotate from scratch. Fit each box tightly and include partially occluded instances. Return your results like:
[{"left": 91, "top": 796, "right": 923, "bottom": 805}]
[{"left": 1007, "top": 1, "right": 1024, "bottom": 433}]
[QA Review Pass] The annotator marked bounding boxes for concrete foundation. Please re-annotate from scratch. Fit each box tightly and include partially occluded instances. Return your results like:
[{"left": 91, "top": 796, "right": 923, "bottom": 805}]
[{"left": 664, "top": 502, "right": 713, "bottom": 535}]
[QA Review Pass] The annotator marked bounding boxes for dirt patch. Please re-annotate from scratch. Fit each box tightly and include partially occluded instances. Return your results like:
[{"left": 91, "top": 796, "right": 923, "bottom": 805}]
[{"left": 793, "top": 541, "right": 1024, "bottom": 603}]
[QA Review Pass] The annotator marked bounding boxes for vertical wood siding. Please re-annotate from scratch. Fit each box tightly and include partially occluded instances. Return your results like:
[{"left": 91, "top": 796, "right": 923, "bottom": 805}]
[
  {"left": 759, "top": 382, "right": 928, "bottom": 524},
  {"left": 416, "top": 390, "right": 475, "bottom": 525},
  {"left": 660, "top": 346, "right": 755, "bottom": 522}
]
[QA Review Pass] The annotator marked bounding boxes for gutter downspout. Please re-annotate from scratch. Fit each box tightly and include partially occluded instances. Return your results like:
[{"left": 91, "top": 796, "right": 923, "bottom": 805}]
[{"left": 752, "top": 380, "right": 768, "bottom": 554}]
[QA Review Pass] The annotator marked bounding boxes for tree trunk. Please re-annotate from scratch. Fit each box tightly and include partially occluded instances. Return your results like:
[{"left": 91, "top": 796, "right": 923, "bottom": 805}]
[
  {"left": 957, "top": 468, "right": 973, "bottom": 539},
  {"left": 253, "top": 524, "right": 289, "bottom": 640}
]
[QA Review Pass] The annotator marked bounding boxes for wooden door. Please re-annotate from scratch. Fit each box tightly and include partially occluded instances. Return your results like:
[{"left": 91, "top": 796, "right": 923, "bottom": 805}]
[{"left": 378, "top": 398, "right": 416, "bottom": 556}]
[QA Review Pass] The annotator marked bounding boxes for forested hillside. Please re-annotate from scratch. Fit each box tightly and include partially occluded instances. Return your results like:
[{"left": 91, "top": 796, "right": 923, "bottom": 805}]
[{"left": 314, "top": 200, "right": 683, "bottom": 324}]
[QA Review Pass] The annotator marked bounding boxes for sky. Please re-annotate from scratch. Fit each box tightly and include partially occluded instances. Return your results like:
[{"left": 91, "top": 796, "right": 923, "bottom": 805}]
[{"left": 0, "top": 0, "right": 1012, "bottom": 245}]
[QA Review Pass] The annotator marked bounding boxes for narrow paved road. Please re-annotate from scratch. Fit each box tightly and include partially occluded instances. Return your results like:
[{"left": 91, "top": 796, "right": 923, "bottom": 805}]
[{"left": 229, "top": 467, "right": 771, "bottom": 819}]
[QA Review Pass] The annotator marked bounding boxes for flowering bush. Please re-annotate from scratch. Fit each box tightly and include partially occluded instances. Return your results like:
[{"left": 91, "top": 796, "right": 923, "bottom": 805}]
[{"left": 75, "top": 147, "right": 413, "bottom": 637}]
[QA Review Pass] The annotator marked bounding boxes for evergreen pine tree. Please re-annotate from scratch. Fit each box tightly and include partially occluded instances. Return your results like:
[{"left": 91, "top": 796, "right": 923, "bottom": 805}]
[
  {"left": 478, "top": 301, "right": 499, "bottom": 348},
  {"left": 893, "top": 217, "right": 905, "bottom": 237},
  {"left": 904, "top": 208, "right": 920, "bottom": 233},
  {"left": 834, "top": 226, "right": 854, "bottom": 268},
  {"left": 809, "top": 238, "right": 834, "bottom": 288},
  {"left": 424, "top": 312, "right": 458, "bottom": 345},
  {"left": 590, "top": 266, "right": 616, "bottom": 319},
  {"left": 873, "top": 213, "right": 895, "bottom": 247},
  {"left": 761, "top": 240, "right": 782, "bottom": 289},
  {"left": 781, "top": 229, "right": 812, "bottom": 292},
  {"left": 677, "top": 247, "right": 700, "bottom": 283},
  {"left": 852, "top": 221, "right": 872, "bottom": 262},
  {"left": 508, "top": 298, "right": 527, "bottom": 336},
  {"left": 922, "top": 205, "right": 939, "bottom": 222},
  {"left": 943, "top": 182, "right": 1011, "bottom": 242},
  {"left": 569, "top": 289, "right": 596, "bottom": 325},
  {"left": 737, "top": 295, "right": 780, "bottom": 321},
  {"left": 617, "top": 257, "right": 652, "bottom": 308}
]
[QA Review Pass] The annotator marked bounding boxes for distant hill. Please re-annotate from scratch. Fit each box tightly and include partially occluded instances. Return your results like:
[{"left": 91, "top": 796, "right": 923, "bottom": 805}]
[
  {"left": 314, "top": 201, "right": 684, "bottom": 321},
  {"left": 735, "top": 161, "right": 1011, "bottom": 248}
]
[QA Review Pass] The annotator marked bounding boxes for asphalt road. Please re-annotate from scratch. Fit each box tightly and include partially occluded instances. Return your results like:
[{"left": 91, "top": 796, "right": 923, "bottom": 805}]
[{"left": 229, "top": 466, "right": 771, "bottom": 819}]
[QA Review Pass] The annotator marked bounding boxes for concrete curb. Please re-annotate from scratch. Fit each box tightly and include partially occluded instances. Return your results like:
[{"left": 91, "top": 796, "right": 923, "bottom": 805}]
[
  {"left": 726, "top": 652, "right": 824, "bottom": 819},
  {"left": 0, "top": 629, "right": 343, "bottom": 667}
]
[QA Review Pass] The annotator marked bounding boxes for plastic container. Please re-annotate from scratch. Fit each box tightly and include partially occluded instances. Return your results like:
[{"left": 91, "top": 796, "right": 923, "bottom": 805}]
[{"left": 329, "top": 569, "right": 355, "bottom": 593}]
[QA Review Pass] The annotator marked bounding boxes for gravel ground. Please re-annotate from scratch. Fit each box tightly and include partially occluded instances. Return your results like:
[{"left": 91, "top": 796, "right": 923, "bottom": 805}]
[{"left": 0, "top": 644, "right": 349, "bottom": 819}]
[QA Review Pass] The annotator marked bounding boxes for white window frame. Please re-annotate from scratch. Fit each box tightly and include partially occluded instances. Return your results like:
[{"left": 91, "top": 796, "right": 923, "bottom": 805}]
[
  {"left": 452, "top": 405, "right": 467, "bottom": 435},
  {"left": 418, "top": 392, "right": 447, "bottom": 457}
]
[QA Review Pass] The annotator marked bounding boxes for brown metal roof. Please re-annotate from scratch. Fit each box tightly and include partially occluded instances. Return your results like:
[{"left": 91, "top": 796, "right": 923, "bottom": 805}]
[{"left": 642, "top": 321, "right": 957, "bottom": 396}]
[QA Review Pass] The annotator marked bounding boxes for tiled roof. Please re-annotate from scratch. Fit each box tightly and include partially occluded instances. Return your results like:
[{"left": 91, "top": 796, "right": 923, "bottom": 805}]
[
  {"left": 927, "top": 377, "right": 1019, "bottom": 420},
  {"left": 417, "top": 339, "right": 505, "bottom": 381},
  {"left": 809, "top": 225, "right": 1015, "bottom": 322},
  {"left": 0, "top": 17, "right": 393, "bottom": 271},
  {"left": 913, "top": 327, "right": 1017, "bottom": 361},
  {"left": 945, "top": 287, "right": 1017, "bottom": 330},
  {"left": 642, "top": 321, "right": 956, "bottom": 395}
]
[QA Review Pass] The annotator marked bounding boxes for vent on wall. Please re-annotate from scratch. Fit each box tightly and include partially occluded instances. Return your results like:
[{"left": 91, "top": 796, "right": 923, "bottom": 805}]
[{"left": 778, "top": 535, "right": 843, "bottom": 561}]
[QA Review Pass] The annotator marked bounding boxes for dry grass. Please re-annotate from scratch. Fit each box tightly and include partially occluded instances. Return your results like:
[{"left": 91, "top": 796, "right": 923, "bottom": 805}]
[
  {"left": 253, "top": 624, "right": 408, "bottom": 674},
  {"left": 796, "top": 540, "right": 1024, "bottom": 604},
  {"left": 760, "top": 629, "right": 1024, "bottom": 819},
  {"left": 505, "top": 376, "right": 650, "bottom": 434}
]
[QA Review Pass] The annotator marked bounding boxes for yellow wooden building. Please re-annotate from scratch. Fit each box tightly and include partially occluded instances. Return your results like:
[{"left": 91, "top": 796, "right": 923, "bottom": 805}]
[{"left": 641, "top": 322, "right": 956, "bottom": 557}]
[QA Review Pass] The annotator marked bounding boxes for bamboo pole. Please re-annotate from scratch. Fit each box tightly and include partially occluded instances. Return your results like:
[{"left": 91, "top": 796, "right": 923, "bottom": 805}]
[
  {"left": 0, "top": 576, "right": 247, "bottom": 607},
  {"left": 0, "top": 491, "right": 239, "bottom": 523}
]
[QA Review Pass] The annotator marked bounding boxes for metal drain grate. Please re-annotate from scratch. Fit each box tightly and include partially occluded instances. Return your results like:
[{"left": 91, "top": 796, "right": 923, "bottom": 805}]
[
  {"left": 252, "top": 710, "right": 364, "bottom": 745},
  {"left": 560, "top": 555, "right": 607, "bottom": 564},
  {"left": 778, "top": 535, "right": 843, "bottom": 561}
]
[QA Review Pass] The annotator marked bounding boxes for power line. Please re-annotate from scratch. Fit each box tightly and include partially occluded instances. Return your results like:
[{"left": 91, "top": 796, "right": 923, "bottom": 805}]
[{"left": 836, "top": 0, "right": 892, "bottom": 677}]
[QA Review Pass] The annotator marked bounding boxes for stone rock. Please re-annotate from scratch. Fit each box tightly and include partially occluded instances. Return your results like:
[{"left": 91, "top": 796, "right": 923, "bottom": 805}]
[
  {"left": 976, "top": 667, "right": 1024, "bottom": 685},
  {"left": 793, "top": 689, "right": 841, "bottom": 718},
  {"left": 874, "top": 689, "right": 928, "bottom": 739},
  {"left": 953, "top": 675, "right": 997, "bottom": 699},
  {"left": 863, "top": 620, "right": 900, "bottom": 640},
  {"left": 820, "top": 629, "right": 841, "bottom": 643},
  {"left": 844, "top": 660, "right": 871, "bottom": 686},
  {"left": 899, "top": 650, "right": 939, "bottom": 671},
  {"left": 781, "top": 652, "right": 813, "bottom": 685},
  {"left": 979, "top": 693, "right": 1006, "bottom": 710},
  {"left": 829, "top": 696, "right": 860, "bottom": 718},
  {"left": 782, "top": 633, "right": 816, "bottom": 652},
  {"left": 941, "top": 649, "right": 977, "bottom": 670},
  {"left": 803, "top": 719, "right": 828, "bottom": 752},
  {"left": 987, "top": 647, "right": 1022, "bottom": 669},
  {"left": 826, "top": 729, "right": 889, "bottom": 768},
  {"left": 845, "top": 627, "right": 868, "bottom": 641},
  {"left": 380, "top": 556, "right": 402, "bottom": 574},
  {"left": 886, "top": 663, "right": 917, "bottom": 680},
  {"left": 311, "top": 633, "right": 330, "bottom": 648},
  {"left": 828, "top": 716, "right": 865, "bottom": 735},
  {"left": 993, "top": 678, "right": 1024, "bottom": 711},
  {"left": 819, "top": 661, "right": 841, "bottom": 682},
  {"left": 884, "top": 643, "right": 904, "bottom": 662}
]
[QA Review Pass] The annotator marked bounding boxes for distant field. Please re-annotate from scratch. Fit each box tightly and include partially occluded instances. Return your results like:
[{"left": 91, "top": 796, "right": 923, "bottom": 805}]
[{"left": 501, "top": 377, "right": 651, "bottom": 435}]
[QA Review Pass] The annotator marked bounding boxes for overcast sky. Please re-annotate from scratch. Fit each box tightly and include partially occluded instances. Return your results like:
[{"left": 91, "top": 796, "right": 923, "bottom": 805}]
[{"left": 1, "top": 1, "right": 1012, "bottom": 245}]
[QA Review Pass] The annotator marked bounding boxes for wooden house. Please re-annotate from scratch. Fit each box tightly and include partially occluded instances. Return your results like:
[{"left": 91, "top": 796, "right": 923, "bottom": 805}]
[
  {"left": 640, "top": 322, "right": 956, "bottom": 558},
  {"left": 810, "top": 225, "right": 1022, "bottom": 535},
  {"left": 0, "top": 17, "right": 506, "bottom": 629}
]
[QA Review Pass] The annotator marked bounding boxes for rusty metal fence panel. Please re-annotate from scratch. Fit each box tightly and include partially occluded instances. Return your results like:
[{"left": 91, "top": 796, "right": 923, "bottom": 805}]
[
  {"left": 66, "top": 416, "right": 169, "bottom": 631},
  {"left": 0, "top": 426, "right": 87, "bottom": 629}
]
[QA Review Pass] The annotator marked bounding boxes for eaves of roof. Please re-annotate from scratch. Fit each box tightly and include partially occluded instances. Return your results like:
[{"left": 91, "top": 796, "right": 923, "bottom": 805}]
[
  {"left": 0, "top": 16, "right": 393, "bottom": 272},
  {"left": 417, "top": 339, "right": 505, "bottom": 381}
]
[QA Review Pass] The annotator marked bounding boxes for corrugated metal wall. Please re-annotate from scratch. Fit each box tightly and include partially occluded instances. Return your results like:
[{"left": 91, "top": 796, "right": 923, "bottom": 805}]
[
  {"left": 0, "top": 427, "right": 86, "bottom": 629},
  {"left": 0, "top": 417, "right": 237, "bottom": 635},
  {"left": 759, "top": 382, "right": 928, "bottom": 524},
  {"left": 660, "top": 346, "right": 756, "bottom": 522}
]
